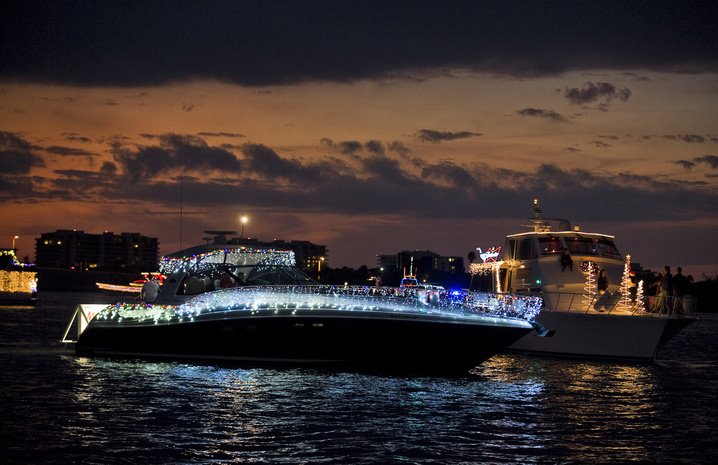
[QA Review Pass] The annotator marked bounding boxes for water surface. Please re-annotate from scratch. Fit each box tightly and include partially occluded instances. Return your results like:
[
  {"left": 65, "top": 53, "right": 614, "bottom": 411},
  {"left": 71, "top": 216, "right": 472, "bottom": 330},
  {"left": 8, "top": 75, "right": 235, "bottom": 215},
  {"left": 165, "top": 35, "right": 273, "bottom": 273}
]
[{"left": 1, "top": 292, "right": 716, "bottom": 464}]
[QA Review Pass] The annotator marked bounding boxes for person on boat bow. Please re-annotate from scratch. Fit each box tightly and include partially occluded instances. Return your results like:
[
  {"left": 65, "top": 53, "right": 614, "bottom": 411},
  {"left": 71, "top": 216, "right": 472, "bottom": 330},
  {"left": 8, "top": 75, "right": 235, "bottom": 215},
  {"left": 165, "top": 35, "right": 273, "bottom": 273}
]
[{"left": 141, "top": 276, "right": 159, "bottom": 302}]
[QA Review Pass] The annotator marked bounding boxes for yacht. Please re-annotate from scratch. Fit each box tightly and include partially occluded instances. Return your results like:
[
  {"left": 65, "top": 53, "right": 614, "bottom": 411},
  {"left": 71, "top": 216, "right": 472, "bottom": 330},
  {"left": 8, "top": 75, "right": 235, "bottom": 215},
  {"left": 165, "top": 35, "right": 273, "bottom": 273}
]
[
  {"left": 64, "top": 242, "right": 548, "bottom": 373},
  {"left": 471, "top": 199, "right": 696, "bottom": 360},
  {"left": 0, "top": 248, "right": 37, "bottom": 304}
]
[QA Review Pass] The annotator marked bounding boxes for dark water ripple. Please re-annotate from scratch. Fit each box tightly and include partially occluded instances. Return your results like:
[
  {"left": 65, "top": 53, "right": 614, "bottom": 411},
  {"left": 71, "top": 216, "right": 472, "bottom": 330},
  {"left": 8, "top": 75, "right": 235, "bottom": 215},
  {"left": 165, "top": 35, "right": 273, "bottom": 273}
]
[{"left": 1, "top": 292, "right": 717, "bottom": 464}]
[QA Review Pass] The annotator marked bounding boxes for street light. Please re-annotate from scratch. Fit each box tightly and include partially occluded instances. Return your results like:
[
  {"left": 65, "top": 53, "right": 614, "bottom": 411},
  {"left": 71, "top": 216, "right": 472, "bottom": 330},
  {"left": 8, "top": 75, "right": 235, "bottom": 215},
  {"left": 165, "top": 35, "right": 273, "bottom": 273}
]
[
  {"left": 12, "top": 235, "right": 18, "bottom": 249},
  {"left": 240, "top": 214, "right": 248, "bottom": 238}
]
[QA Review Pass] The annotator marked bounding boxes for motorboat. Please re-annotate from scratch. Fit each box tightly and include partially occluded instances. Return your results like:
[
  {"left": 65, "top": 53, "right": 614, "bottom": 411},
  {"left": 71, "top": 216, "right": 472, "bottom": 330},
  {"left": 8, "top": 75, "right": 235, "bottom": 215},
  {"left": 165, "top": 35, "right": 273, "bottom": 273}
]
[
  {"left": 63, "top": 242, "right": 548, "bottom": 373},
  {"left": 399, "top": 257, "right": 420, "bottom": 287},
  {"left": 0, "top": 248, "right": 37, "bottom": 304},
  {"left": 471, "top": 199, "right": 696, "bottom": 360},
  {"left": 95, "top": 272, "right": 165, "bottom": 294}
]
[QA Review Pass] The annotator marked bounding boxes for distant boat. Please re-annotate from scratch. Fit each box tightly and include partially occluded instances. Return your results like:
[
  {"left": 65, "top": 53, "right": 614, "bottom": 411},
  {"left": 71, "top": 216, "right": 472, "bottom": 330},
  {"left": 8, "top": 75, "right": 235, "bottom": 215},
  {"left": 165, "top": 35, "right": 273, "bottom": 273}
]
[
  {"left": 64, "top": 242, "right": 548, "bottom": 374},
  {"left": 0, "top": 248, "right": 37, "bottom": 304},
  {"left": 96, "top": 272, "right": 165, "bottom": 294},
  {"left": 471, "top": 199, "right": 696, "bottom": 360},
  {"left": 399, "top": 257, "right": 420, "bottom": 287}
]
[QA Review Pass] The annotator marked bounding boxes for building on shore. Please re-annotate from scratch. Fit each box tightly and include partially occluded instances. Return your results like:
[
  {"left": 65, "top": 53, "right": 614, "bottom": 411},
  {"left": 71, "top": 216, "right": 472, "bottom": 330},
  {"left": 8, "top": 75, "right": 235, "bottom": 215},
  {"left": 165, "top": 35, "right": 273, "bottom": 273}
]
[
  {"left": 35, "top": 230, "right": 159, "bottom": 271},
  {"left": 377, "top": 250, "right": 465, "bottom": 285},
  {"left": 378, "top": 250, "right": 464, "bottom": 275}
]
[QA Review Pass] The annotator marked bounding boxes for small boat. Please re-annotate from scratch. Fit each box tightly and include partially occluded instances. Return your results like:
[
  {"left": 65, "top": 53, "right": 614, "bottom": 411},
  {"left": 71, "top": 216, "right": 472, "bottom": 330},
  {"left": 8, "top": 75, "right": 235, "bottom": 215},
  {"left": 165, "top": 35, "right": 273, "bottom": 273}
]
[
  {"left": 64, "top": 243, "right": 548, "bottom": 373},
  {"left": 471, "top": 199, "right": 696, "bottom": 360},
  {"left": 0, "top": 248, "right": 37, "bottom": 304},
  {"left": 399, "top": 257, "right": 420, "bottom": 287},
  {"left": 96, "top": 272, "right": 166, "bottom": 294}
]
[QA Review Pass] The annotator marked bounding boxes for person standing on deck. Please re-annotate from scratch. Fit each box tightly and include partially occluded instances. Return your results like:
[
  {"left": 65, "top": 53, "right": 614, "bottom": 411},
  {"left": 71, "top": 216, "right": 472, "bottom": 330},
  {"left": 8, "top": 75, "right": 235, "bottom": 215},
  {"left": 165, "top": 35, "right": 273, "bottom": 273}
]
[
  {"left": 597, "top": 269, "right": 608, "bottom": 294},
  {"left": 660, "top": 266, "right": 673, "bottom": 313}
]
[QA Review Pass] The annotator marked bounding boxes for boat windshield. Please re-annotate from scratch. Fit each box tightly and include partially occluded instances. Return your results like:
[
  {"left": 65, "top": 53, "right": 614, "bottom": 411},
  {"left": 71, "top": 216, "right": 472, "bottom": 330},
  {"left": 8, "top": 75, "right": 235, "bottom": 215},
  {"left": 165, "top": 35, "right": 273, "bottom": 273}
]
[
  {"left": 538, "top": 236, "right": 563, "bottom": 255},
  {"left": 596, "top": 237, "right": 621, "bottom": 258},
  {"left": 565, "top": 236, "right": 597, "bottom": 255},
  {"left": 162, "top": 248, "right": 316, "bottom": 296},
  {"left": 179, "top": 263, "right": 316, "bottom": 295},
  {"left": 400, "top": 276, "right": 419, "bottom": 287}
]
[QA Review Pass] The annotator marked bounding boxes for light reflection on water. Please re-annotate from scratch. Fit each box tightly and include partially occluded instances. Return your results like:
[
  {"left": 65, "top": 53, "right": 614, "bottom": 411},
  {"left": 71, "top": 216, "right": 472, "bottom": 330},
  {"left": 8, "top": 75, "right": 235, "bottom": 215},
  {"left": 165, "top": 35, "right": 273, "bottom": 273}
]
[{"left": 1, "top": 293, "right": 717, "bottom": 464}]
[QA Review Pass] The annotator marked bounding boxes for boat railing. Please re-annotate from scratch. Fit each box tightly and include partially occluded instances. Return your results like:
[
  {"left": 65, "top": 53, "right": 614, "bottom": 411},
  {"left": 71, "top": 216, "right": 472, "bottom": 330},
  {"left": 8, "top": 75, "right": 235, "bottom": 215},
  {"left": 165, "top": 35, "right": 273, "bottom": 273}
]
[
  {"left": 539, "top": 291, "right": 697, "bottom": 316},
  {"left": 61, "top": 304, "right": 111, "bottom": 343},
  {"left": 180, "top": 285, "right": 544, "bottom": 321}
]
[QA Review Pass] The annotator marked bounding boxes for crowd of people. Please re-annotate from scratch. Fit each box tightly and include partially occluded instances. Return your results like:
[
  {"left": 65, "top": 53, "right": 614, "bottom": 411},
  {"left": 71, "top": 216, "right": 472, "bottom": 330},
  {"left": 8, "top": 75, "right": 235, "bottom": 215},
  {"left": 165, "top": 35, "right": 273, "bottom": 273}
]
[{"left": 651, "top": 265, "right": 693, "bottom": 314}]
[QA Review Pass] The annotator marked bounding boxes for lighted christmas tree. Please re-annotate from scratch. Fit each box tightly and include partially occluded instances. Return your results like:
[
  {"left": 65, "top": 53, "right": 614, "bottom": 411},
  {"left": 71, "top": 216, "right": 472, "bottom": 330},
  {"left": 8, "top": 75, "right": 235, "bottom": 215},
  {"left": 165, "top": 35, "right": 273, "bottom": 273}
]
[
  {"left": 616, "top": 254, "right": 633, "bottom": 312},
  {"left": 582, "top": 261, "right": 596, "bottom": 309},
  {"left": 635, "top": 280, "right": 645, "bottom": 312}
]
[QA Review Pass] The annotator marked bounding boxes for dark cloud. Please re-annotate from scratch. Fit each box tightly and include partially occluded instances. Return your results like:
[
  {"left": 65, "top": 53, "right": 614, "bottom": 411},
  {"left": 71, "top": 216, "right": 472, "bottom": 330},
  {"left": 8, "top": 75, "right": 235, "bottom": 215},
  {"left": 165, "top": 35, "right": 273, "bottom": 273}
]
[
  {"left": 421, "top": 161, "right": 476, "bottom": 187},
  {"left": 360, "top": 156, "right": 409, "bottom": 182},
  {"left": 5, "top": 1, "right": 715, "bottom": 87},
  {"left": 197, "top": 132, "right": 246, "bottom": 138},
  {"left": 675, "top": 160, "right": 696, "bottom": 170},
  {"left": 664, "top": 134, "right": 706, "bottom": 143},
  {"left": 365, "top": 140, "right": 385, "bottom": 156},
  {"left": 62, "top": 133, "right": 92, "bottom": 143},
  {"left": 112, "top": 159, "right": 718, "bottom": 223},
  {"left": 240, "top": 143, "right": 327, "bottom": 184},
  {"left": 387, "top": 141, "right": 411, "bottom": 156},
  {"left": 0, "top": 131, "right": 45, "bottom": 174},
  {"left": 338, "top": 141, "right": 363, "bottom": 155},
  {"left": 45, "top": 146, "right": 96, "bottom": 157},
  {"left": 516, "top": 108, "right": 566, "bottom": 122},
  {"left": 563, "top": 82, "right": 632, "bottom": 105},
  {"left": 321, "top": 138, "right": 391, "bottom": 156},
  {"left": 113, "top": 133, "right": 241, "bottom": 183},
  {"left": 693, "top": 155, "right": 718, "bottom": 169},
  {"left": 100, "top": 161, "right": 118, "bottom": 177},
  {"left": 53, "top": 169, "right": 104, "bottom": 180},
  {"left": 321, "top": 138, "right": 364, "bottom": 155},
  {"left": 415, "top": 129, "right": 482, "bottom": 143},
  {"left": 9, "top": 134, "right": 716, "bottom": 225},
  {"left": 0, "top": 175, "right": 40, "bottom": 200}
]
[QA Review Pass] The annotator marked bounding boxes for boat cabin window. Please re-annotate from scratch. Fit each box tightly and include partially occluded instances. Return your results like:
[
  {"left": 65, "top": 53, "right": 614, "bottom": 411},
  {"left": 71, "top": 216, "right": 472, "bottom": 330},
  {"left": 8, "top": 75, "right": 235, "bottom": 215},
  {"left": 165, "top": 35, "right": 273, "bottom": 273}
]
[
  {"left": 565, "top": 236, "right": 597, "bottom": 255},
  {"left": 596, "top": 237, "right": 621, "bottom": 258},
  {"left": 516, "top": 238, "right": 537, "bottom": 260},
  {"left": 505, "top": 238, "right": 518, "bottom": 260},
  {"left": 245, "top": 265, "right": 315, "bottom": 286},
  {"left": 538, "top": 236, "right": 562, "bottom": 255}
]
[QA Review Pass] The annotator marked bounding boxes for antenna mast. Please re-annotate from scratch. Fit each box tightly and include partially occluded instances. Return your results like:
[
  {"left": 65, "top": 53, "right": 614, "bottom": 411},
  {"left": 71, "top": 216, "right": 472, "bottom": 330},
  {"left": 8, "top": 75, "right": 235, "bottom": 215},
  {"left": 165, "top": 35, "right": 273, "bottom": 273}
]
[{"left": 179, "top": 175, "right": 183, "bottom": 251}]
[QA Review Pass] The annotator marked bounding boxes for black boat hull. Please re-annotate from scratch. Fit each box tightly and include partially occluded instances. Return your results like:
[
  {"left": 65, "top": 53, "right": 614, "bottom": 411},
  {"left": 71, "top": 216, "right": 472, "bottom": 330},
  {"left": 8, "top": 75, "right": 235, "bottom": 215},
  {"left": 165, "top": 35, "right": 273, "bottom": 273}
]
[{"left": 76, "top": 310, "right": 532, "bottom": 374}]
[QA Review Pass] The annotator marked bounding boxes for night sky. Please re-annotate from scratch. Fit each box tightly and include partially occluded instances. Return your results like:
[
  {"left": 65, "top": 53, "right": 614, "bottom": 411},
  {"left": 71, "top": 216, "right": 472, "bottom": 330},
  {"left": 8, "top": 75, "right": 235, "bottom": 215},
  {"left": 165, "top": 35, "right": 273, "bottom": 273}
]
[{"left": 2, "top": 0, "right": 717, "bottom": 276}]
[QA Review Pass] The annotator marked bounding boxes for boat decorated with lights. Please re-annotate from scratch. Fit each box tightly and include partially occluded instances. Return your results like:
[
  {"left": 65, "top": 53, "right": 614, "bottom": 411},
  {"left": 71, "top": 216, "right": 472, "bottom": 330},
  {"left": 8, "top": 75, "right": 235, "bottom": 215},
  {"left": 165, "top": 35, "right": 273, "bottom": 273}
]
[
  {"left": 1, "top": 248, "right": 38, "bottom": 304},
  {"left": 470, "top": 199, "right": 696, "bottom": 360},
  {"left": 95, "top": 272, "right": 166, "bottom": 294},
  {"left": 64, "top": 242, "right": 547, "bottom": 373}
]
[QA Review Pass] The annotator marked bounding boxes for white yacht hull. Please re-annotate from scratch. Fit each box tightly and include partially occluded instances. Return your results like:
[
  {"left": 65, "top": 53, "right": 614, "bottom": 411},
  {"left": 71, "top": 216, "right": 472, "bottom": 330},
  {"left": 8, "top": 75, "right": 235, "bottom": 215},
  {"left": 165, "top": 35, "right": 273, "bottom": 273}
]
[{"left": 508, "top": 310, "right": 694, "bottom": 360}]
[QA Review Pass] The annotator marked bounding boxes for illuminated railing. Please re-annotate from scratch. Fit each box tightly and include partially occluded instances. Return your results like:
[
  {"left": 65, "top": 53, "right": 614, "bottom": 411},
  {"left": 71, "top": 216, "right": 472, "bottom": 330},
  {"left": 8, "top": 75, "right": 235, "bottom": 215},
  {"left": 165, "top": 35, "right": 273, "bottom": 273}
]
[
  {"left": 92, "top": 285, "right": 543, "bottom": 324},
  {"left": 540, "top": 292, "right": 696, "bottom": 316}
]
